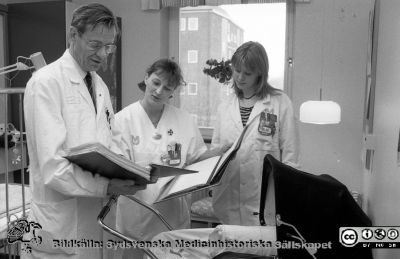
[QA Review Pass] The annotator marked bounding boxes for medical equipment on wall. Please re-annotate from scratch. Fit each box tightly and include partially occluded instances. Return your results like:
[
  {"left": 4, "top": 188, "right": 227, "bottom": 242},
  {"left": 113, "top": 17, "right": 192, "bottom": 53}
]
[
  {"left": 0, "top": 52, "right": 46, "bottom": 75},
  {"left": 1, "top": 52, "right": 46, "bottom": 257},
  {"left": 0, "top": 88, "right": 28, "bottom": 257},
  {"left": 0, "top": 123, "right": 23, "bottom": 166}
]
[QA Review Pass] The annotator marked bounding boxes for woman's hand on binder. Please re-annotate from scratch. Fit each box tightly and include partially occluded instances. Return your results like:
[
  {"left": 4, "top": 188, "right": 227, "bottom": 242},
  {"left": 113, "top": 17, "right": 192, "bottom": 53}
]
[
  {"left": 195, "top": 143, "right": 233, "bottom": 163},
  {"left": 107, "top": 179, "right": 147, "bottom": 195}
]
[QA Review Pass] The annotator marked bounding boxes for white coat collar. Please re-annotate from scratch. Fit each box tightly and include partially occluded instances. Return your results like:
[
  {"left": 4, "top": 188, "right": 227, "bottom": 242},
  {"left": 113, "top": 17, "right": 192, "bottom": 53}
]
[
  {"left": 61, "top": 49, "right": 86, "bottom": 83},
  {"left": 60, "top": 50, "right": 104, "bottom": 114},
  {"left": 228, "top": 94, "right": 272, "bottom": 129},
  {"left": 227, "top": 95, "right": 244, "bottom": 132},
  {"left": 248, "top": 94, "right": 271, "bottom": 123}
]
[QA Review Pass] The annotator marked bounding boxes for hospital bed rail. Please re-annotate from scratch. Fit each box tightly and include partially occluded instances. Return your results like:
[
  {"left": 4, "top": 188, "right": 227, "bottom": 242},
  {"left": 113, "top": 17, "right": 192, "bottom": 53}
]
[{"left": 0, "top": 87, "right": 29, "bottom": 258}]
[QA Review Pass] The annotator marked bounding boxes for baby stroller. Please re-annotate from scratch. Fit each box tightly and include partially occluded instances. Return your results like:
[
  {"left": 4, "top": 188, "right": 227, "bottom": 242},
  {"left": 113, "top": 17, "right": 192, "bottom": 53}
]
[{"left": 98, "top": 153, "right": 373, "bottom": 259}]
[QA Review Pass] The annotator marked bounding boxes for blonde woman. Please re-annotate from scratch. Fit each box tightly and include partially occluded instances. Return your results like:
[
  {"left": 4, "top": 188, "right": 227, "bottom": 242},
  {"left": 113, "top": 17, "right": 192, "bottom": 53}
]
[{"left": 211, "top": 41, "right": 300, "bottom": 226}]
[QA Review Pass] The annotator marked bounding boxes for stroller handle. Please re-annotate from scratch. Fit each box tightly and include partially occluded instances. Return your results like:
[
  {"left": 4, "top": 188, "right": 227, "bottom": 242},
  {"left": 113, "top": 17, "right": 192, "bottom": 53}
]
[
  {"left": 97, "top": 194, "right": 163, "bottom": 259},
  {"left": 98, "top": 194, "right": 119, "bottom": 220}
]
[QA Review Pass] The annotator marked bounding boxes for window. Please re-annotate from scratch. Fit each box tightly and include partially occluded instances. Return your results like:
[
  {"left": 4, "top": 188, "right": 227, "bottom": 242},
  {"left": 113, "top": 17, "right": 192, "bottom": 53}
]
[
  {"left": 223, "top": 85, "right": 233, "bottom": 96},
  {"left": 187, "top": 83, "right": 198, "bottom": 95},
  {"left": 187, "top": 50, "right": 198, "bottom": 63},
  {"left": 188, "top": 17, "right": 198, "bottom": 31},
  {"left": 180, "top": 17, "right": 186, "bottom": 31},
  {"left": 178, "top": 3, "right": 289, "bottom": 130}
]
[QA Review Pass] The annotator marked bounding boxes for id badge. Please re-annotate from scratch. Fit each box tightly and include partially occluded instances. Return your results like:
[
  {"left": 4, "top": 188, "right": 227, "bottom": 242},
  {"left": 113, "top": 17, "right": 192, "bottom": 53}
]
[
  {"left": 258, "top": 111, "right": 270, "bottom": 136},
  {"left": 167, "top": 142, "right": 182, "bottom": 166},
  {"left": 258, "top": 111, "right": 277, "bottom": 137}
]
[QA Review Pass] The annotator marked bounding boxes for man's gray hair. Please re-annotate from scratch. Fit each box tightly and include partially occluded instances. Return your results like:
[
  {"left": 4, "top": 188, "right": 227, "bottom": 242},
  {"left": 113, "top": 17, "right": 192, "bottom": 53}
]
[{"left": 71, "top": 3, "right": 119, "bottom": 37}]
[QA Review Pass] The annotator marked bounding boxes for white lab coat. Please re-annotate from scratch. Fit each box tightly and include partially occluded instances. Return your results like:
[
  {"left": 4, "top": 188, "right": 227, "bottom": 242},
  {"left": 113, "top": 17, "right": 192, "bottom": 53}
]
[
  {"left": 114, "top": 102, "right": 207, "bottom": 257},
  {"left": 211, "top": 92, "right": 299, "bottom": 226},
  {"left": 23, "top": 50, "right": 121, "bottom": 258}
]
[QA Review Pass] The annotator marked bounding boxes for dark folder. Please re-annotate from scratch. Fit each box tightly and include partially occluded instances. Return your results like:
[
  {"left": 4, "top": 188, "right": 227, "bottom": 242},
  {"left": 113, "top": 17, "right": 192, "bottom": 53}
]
[{"left": 65, "top": 143, "right": 197, "bottom": 184}]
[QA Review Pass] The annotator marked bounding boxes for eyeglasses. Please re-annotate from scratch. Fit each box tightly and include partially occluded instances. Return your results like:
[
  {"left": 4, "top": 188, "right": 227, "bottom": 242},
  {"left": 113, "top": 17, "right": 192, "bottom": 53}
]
[{"left": 80, "top": 35, "right": 117, "bottom": 54}]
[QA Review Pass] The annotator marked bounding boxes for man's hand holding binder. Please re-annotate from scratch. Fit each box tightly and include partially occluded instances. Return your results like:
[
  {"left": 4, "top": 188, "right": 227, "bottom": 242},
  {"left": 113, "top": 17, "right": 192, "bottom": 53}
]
[
  {"left": 107, "top": 178, "right": 147, "bottom": 195},
  {"left": 64, "top": 143, "right": 197, "bottom": 185}
]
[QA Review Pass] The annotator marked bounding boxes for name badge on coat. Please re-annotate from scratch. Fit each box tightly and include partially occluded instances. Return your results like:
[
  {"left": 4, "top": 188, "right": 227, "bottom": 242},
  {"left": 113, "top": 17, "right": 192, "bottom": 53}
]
[
  {"left": 258, "top": 111, "right": 277, "bottom": 137},
  {"left": 160, "top": 142, "right": 182, "bottom": 166}
]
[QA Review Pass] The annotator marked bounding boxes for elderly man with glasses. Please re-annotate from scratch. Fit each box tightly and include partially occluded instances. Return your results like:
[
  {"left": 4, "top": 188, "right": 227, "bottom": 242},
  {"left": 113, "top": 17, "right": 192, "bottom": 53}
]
[{"left": 23, "top": 3, "right": 144, "bottom": 259}]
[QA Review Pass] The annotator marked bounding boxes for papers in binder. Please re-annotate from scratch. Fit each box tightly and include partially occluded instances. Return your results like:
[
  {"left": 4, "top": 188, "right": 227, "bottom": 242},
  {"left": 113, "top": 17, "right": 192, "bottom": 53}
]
[
  {"left": 64, "top": 143, "right": 198, "bottom": 184},
  {"left": 155, "top": 156, "right": 220, "bottom": 201},
  {"left": 155, "top": 124, "right": 249, "bottom": 202}
]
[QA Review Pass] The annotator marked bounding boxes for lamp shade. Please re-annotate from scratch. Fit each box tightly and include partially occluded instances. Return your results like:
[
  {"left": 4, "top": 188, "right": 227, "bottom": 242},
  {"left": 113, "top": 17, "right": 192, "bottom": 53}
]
[{"left": 299, "top": 100, "right": 341, "bottom": 124}]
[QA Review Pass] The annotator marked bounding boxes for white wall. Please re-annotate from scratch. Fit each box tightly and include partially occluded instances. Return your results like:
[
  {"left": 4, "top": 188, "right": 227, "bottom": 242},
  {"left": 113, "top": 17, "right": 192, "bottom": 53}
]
[
  {"left": 291, "top": 0, "right": 374, "bottom": 194},
  {"left": 369, "top": 0, "right": 400, "bottom": 258}
]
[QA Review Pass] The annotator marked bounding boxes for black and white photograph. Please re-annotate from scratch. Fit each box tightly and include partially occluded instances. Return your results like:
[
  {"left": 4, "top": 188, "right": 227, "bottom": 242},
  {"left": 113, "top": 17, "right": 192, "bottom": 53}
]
[{"left": 0, "top": 0, "right": 397, "bottom": 258}]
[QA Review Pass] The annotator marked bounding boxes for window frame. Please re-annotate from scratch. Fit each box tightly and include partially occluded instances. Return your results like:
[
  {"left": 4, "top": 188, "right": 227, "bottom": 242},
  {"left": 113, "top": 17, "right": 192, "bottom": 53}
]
[
  {"left": 180, "top": 17, "right": 186, "bottom": 31},
  {"left": 187, "top": 17, "right": 199, "bottom": 31},
  {"left": 224, "top": 85, "right": 232, "bottom": 96},
  {"left": 187, "top": 82, "right": 198, "bottom": 96},
  {"left": 169, "top": 2, "right": 294, "bottom": 142},
  {"left": 187, "top": 50, "right": 198, "bottom": 64}
]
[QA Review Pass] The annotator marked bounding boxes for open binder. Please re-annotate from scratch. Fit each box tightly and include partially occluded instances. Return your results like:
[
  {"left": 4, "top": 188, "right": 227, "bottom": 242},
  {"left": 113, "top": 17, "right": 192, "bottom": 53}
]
[
  {"left": 64, "top": 143, "right": 197, "bottom": 184},
  {"left": 155, "top": 124, "right": 249, "bottom": 203}
]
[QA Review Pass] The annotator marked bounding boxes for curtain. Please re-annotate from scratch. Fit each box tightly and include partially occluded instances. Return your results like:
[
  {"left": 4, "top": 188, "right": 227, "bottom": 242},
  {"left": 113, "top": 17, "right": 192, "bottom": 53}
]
[{"left": 141, "top": 0, "right": 287, "bottom": 10}]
